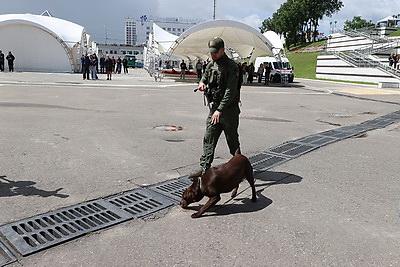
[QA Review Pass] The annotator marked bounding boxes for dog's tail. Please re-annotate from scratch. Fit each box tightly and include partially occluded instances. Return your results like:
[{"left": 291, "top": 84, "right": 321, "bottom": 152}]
[{"left": 234, "top": 148, "right": 241, "bottom": 155}]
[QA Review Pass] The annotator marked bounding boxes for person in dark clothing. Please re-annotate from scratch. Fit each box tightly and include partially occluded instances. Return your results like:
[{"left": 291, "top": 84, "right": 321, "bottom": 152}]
[
  {"left": 82, "top": 53, "right": 90, "bottom": 80},
  {"left": 0, "top": 50, "right": 4, "bottom": 72},
  {"left": 264, "top": 62, "right": 272, "bottom": 85},
  {"left": 111, "top": 57, "right": 116, "bottom": 73},
  {"left": 6, "top": 51, "right": 15, "bottom": 72},
  {"left": 90, "top": 54, "right": 98, "bottom": 80},
  {"left": 116, "top": 56, "right": 122, "bottom": 74},
  {"left": 389, "top": 53, "right": 395, "bottom": 67},
  {"left": 189, "top": 37, "right": 241, "bottom": 178},
  {"left": 122, "top": 56, "right": 128, "bottom": 74},
  {"left": 80, "top": 54, "right": 85, "bottom": 73},
  {"left": 100, "top": 55, "right": 105, "bottom": 74},
  {"left": 247, "top": 62, "right": 255, "bottom": 83},
  {"left": 105, "top": 55, "right": 113, "bottom": 80},
  {"left": 180, "top": 60, "right": 187, "bottom": 79}
]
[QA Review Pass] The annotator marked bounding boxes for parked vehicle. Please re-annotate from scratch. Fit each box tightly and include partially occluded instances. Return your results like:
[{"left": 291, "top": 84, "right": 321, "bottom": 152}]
[
  {"left": 253, "top": 56, "right": 294, "bottom": 83},
  {"left": 125, "top": 54, "right": 136, "bottom": 68}
]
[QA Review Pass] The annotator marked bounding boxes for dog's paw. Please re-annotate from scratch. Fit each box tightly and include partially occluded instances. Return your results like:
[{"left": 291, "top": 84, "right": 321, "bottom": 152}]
[{"left": 191, "top": 212, "right": 201, "bottom": 218}]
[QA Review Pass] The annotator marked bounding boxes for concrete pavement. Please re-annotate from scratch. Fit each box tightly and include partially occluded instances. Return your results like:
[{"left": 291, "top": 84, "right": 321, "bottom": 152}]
[{"left": 1, "top": 70, "right": 400, "bottom": 266}]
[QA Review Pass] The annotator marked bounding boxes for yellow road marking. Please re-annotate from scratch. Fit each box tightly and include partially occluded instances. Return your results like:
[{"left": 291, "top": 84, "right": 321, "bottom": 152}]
[{"left": 340, "top": 88, "right": 400, "bottom": 95}]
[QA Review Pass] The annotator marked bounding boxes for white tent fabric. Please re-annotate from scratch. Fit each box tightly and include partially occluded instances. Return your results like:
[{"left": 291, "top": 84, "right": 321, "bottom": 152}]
[
  {"left": 0, "top": 14, "right": 85, "bottom": 48},
  {"left": 0, "top": 13, "right": 90, "bottom": 72},
  {"left": 263, "top": 31, "right": 284, "bottom": 56},
  {"left": 377, "top": 15, "right": 400, "bottom": 24},
  {"left": 166, "top": 20, "right": 280, "bottom": 61},
  {"left": 152, "top": 23, "right": 178, "bottom": 54}
]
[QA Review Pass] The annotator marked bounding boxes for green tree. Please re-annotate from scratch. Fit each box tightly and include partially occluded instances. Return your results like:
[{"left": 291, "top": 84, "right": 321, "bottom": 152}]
[
  {"left": 260, "top": 0, "right": 343, "bottom": 48},
  {"left": 343, "top": 16, "right": 375, "bottom": 31}
]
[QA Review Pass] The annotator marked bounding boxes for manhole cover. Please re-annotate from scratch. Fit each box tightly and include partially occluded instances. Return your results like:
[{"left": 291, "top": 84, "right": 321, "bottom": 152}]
[{"left": 153, "top": 125, "right": 183, "bottom": 131}]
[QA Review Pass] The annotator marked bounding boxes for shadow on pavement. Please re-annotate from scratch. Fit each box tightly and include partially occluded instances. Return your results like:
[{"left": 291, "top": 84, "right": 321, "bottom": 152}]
[
  {"left": 255, "top": 170, "right": 303, "bottom": 187},
  {"left": 185, "top": 171, "right": 302, "bottom": 218},
  {"left": 0, "top": 175, "right": 69, "bottom": 198}
]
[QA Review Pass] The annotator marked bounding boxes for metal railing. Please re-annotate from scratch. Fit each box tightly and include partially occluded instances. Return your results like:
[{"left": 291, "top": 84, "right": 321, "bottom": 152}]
[
  {"left": 329, "top": 28, "right": 400, "bottom": 80},
  {"left": 335, "top": 51, "right": 400, "bottom": 79},
  {"left": 343, "top": 29, "right": 389, "bottom": 43},
  {"left": 355, "top": 41, "right": 400, "bottom": 55}
]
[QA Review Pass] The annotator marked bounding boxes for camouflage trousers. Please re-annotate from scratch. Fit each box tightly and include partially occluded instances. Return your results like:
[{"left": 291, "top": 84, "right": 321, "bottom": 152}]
[{"left": 199, "top": 104, "right": 240, "bottom": 170}]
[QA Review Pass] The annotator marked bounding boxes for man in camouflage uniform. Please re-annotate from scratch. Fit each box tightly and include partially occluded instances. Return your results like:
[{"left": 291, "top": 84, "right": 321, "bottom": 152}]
[{"left": 189, "top": 37, "right": 241, "bottom": 178}]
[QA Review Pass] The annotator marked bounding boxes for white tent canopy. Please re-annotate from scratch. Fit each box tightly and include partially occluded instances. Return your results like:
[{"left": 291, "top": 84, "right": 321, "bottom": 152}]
[
  {"left": 0, "top": 13, "right": 92, "bottom": 72},
  {"left": 152, "top": 23, "right": 178, "bottom": 54},
  {"left": 377, "top": 15, "right": 400, "bottom": 24},
  {"left": 166, "top": 20, "right": 280, "bottom": 62}
]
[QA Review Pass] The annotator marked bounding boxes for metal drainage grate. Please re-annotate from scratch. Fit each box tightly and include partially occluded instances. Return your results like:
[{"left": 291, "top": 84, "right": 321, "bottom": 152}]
[
  {"left": 0, "top": 239, "right": 16, "bottom": 267},
  {"left": 383, "top": 111, "right": 400, "bottom": 120},
  {"left": 319, "top": 129, "right": 360, "bottom": 139},
  {"left": 0, "top": 200, "right": 132, "bottom": 256},
  {"left": 295, "top": 134, "right": 339, "bottom": 147},
  {"left": 362, "top": 117, "right": 398, "bottom": 128},
  {"left": 268, "top": 142, "right": 316, "bottom": 158},
  {"left": 338, "top": 124, "right": 377, "bottom": 134},
  {"left": 147, "top": 176, "right": 192, "bottom": 202},
  {"left": 249, "top": 152, "right": 290, "bottom": 172},
  {"left": 105, "top": 188, "right": 175, "bottom": 219}
]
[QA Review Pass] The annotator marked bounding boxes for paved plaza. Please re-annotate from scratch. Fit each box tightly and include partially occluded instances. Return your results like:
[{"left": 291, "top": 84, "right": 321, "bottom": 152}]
[{"left": 1, "top": 69, "right": 400, "bottom": 266}]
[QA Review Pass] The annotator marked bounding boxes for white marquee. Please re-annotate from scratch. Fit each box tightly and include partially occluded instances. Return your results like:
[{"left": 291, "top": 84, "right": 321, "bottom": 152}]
[{"left": 0, "top": 13, "right": 92, "bottom": 72}]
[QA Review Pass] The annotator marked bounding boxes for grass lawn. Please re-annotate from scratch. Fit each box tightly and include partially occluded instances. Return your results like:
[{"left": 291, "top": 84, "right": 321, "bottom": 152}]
[
  {"left": 389, "top": 29, "right": 400, "bottom": 36},
  {"left": 286, "top": 52, "right": 320, "bottom": 79}
]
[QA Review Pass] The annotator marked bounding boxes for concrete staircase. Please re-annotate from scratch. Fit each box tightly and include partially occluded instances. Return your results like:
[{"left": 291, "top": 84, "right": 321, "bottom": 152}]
[{"left": 317, "top": 29, "right": 400, "bottom": 85}]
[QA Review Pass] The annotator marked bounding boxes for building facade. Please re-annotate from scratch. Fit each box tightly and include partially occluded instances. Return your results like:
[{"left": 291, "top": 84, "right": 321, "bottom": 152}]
[
  {"left": 96, "top": 43, "right": 144, "bottom": 64},
  {"left": 125, "top": 16, "right": 202, "bottom": 45}
]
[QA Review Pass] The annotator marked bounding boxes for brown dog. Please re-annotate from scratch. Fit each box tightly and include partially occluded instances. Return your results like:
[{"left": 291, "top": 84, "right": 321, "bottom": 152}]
[{"left": 180, "top": 150, "right": 256, "bottom": 218}]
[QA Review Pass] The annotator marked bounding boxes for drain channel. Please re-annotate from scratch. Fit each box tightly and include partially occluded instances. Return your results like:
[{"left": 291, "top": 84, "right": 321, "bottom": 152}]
[
  {"left": 0, "top": 239, "right": 16, "bottom": 267},
  {"left": 148, "top": 176, "right": 193, "bottom": 202},
  {"left": 0, "top": 200, "right": 132, "bottom": 256},
  {"left": 0, "top": 110, "right": 399, "bottom": 265},
  {"left": 105, "top": 188, "right": 175, "bottom": 218}
]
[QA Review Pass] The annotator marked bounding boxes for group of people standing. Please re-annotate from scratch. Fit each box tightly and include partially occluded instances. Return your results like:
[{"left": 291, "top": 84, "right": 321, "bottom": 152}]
[
  {"left": 239, "top": 62, "right": 272, "bottom": 85},
  {"left": 389, "top": 53, "right": 400, "bottom": 70},
  {"left": 0, "top": 50, "right": 16, "bottom": 72},
  {"left": 190, "top": 59, "right": 273, "bottom": 86},
  {"left": 81, "top": 54, "right": 129, "bottom": 81}
]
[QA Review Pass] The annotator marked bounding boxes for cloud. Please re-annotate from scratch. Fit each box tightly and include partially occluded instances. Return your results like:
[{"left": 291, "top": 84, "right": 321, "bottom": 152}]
[{"left": 2, "top": 0, "right": 400, "bottom": 42}]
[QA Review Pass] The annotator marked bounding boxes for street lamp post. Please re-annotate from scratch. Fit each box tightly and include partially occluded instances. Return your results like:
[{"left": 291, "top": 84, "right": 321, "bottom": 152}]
[{"left": 213, "top": 0, "right": 216, "bottom": 20}]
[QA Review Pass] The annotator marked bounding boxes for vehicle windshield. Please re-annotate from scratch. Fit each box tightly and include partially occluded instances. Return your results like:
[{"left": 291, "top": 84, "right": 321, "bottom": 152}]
[{"left": 273, "top": 61, "right": 292, "bottom": 70}]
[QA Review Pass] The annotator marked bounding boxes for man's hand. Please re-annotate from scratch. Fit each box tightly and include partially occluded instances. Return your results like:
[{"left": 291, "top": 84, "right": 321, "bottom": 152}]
[
  {"left": 197, "top": 82, "right": 207, "bottom": 92},
  {"left": 211, "top": 110, "right": 222, "bottom": 124}
]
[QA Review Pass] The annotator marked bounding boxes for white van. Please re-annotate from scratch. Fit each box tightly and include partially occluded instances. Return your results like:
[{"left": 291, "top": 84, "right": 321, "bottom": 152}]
[{"left": 253, "top": 56, "right": 294, "bottom": 83}]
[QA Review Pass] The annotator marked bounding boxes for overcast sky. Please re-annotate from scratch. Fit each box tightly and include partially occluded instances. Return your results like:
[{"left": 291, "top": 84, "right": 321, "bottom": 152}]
[{"left": 2, "top": 0, "right": 399, "bottom": 43}]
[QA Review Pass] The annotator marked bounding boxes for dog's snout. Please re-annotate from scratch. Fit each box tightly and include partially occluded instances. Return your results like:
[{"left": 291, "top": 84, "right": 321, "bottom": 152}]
[{"left": 179, "top": 199, "right": 188, "bottom": 208}]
